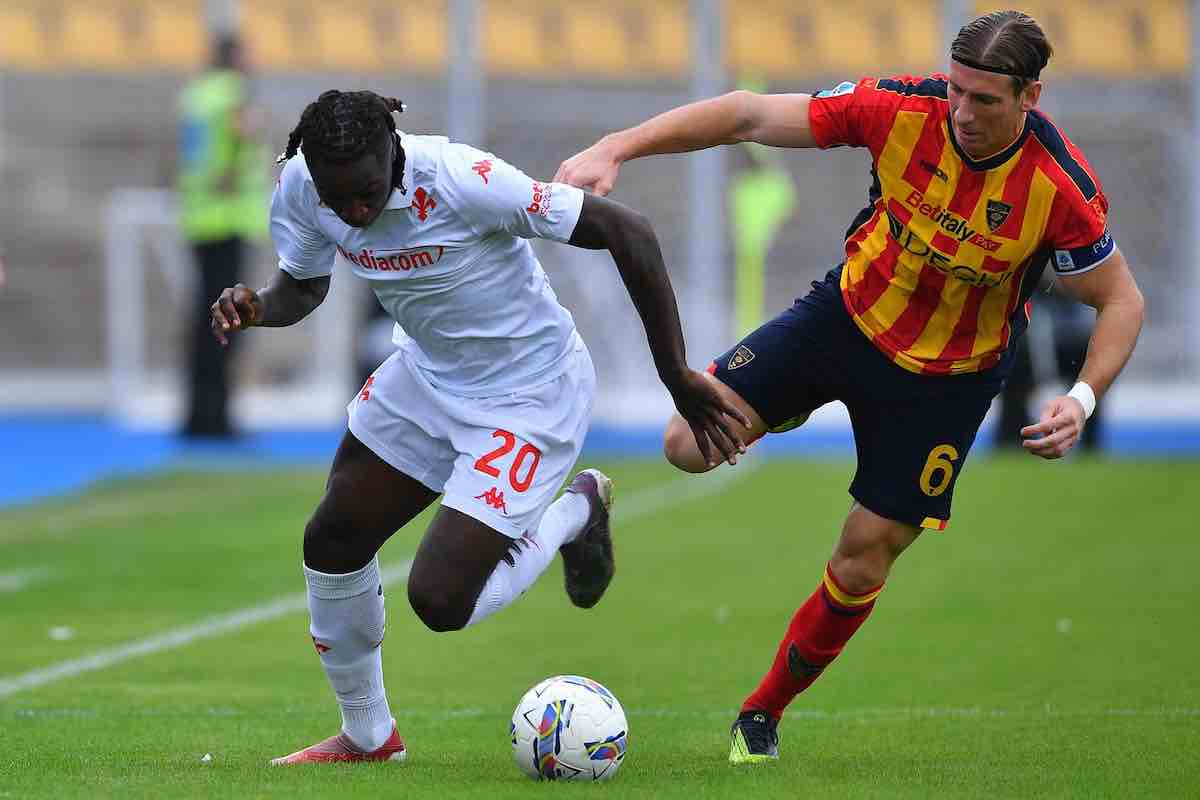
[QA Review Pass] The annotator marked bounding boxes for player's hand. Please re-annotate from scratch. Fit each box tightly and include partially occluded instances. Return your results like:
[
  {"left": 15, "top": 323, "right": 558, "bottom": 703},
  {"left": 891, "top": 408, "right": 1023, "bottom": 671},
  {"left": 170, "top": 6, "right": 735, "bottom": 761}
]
[
  {"left": 666, "top": 369, "right": 753, "bottom": 467},
  {"left": 553, "top": 139, "right": 622, "bottom": 196},
  {"left": 210, "top": 283, "right": 263, "bottom": 347},
  {"left": 1021, "top": 395, "right": 1087, "bottom": 459}
]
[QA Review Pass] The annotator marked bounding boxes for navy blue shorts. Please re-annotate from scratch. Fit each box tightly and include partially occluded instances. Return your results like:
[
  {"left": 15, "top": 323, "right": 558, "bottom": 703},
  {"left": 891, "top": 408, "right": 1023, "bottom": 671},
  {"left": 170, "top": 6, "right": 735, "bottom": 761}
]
[{"left": 711, "top": 267, "right": 1009, "bottom": 530}]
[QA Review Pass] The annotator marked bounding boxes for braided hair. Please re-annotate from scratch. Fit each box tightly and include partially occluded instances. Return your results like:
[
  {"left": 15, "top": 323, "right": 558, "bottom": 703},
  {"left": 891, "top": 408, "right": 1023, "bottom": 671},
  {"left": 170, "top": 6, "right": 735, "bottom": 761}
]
[{"left": 278, "top": 90, "right": 406, "bottom": 176}]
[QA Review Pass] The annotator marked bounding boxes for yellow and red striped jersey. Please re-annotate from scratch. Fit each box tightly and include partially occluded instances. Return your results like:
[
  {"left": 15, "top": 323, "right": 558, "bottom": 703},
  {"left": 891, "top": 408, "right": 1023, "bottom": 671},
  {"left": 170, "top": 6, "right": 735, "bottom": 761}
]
[{"left": 808, "top": 75, "right": 1115, "bottom": 375}]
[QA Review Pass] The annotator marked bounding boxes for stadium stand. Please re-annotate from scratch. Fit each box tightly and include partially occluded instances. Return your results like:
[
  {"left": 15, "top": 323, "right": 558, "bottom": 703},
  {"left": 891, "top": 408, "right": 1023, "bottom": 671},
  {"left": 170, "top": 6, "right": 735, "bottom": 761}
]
[
  {"left": 0, "top": 0, "right": 1192, "bottom": 413},
  {"left": 0, "top": 1, "right": 1187, "bottom": 76}
]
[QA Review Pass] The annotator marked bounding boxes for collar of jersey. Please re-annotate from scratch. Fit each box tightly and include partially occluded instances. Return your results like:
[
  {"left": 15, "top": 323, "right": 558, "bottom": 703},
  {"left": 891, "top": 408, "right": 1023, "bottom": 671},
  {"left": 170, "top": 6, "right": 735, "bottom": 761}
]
[
  {"left": 384, "top": 131, "right": 417, "bottom": 210},
  {"left": 945, "top": 112, "right": 1032, "bottom": 172}
]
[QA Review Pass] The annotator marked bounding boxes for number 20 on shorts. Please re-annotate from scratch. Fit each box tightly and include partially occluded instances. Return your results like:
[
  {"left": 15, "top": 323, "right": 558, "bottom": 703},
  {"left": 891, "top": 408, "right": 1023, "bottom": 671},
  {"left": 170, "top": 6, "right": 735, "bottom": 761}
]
[
  {"left": 474, "top": 429, "right": 542, "bottom": 493},
  {"left": 919, "top": 444, "right": 959, "bottom": 497}
]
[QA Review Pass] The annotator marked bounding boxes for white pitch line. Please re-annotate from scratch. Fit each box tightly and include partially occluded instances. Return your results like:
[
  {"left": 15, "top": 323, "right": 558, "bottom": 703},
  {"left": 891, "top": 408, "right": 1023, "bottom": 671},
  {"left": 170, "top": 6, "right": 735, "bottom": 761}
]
[
  {"left": 2, "top": 486, "right": 259, "bottom": 542},
  {"left": 0, "top": 463, "right": 758, "bottom": 699},
  {"left": 610, "top": 458, "right": 757, "bottom": 522},
  {"left": 0, "top": 560, "right": 411, "bottom": 700}
]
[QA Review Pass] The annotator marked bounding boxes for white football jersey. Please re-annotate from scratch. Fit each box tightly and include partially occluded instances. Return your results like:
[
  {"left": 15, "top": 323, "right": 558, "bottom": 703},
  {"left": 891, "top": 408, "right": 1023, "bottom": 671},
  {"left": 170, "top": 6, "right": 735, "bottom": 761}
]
[{"left": 270, "top": 132, "right": 586, "bottom": 396}]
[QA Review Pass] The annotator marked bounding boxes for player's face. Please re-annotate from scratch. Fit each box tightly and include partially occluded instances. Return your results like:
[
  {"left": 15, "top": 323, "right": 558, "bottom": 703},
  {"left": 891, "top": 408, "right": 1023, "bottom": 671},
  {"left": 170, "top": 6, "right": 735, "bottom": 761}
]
[
  {"left": 309, "top": 135, "right": 395, "bottom": 228},
  {"left": 947, "top": 61, "right": 1040, "bottom": 160}
]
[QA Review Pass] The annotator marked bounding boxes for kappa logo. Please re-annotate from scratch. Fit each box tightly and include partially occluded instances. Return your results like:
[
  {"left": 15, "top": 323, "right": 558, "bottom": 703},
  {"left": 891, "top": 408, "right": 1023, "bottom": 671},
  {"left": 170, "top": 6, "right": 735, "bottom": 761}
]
[
  {"left": 411, "top": 186, "right": 436, "bottom": 221},
  {"left": 476, "top": 487, "right": 509, "bottom": 514},
  {"left": 359, "top": 375, "right": 375, "bottom": 402},
  {"left": 311, "top": 636, "right": 330, "bottom": 655},
  {"left": 472, "top": 159, "right": 493, "bottom": 184},
  {"left": 728, "top": 345, "right": 755, "bottom": 370},
  {"left": 986, "top": 199, "right": 1013, "bottom": 232}
]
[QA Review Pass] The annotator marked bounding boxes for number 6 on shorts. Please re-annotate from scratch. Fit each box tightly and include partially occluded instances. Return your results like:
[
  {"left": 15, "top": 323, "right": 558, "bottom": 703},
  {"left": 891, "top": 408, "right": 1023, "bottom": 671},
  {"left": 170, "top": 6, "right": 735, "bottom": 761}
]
[{"left": 919, "top": 444, "right": 959, "bottom": 497}]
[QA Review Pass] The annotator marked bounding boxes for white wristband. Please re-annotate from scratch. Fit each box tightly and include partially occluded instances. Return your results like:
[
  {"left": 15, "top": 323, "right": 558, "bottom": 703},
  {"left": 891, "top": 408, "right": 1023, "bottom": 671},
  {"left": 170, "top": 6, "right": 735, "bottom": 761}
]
[{"left": 1067, "top": 381, "right": 1096, "bottom": 420}]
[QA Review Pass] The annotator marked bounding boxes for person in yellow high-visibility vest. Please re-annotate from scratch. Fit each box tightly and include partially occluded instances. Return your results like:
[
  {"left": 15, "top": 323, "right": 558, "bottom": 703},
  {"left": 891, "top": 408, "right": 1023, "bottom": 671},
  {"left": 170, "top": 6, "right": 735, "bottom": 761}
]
[
  {"left": 729, "top": 76, "right": 797, "bottom": 338},
  {"left": 178, "top": 33, "right": 268, "bottom": 437}
]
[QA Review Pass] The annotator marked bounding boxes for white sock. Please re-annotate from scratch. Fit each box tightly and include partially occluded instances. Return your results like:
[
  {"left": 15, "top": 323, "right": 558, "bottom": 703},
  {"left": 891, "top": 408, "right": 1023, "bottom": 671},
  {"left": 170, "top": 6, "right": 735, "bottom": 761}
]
[
  {"left": 304, "top": 556, "right": 394, "bottom": 751},
  {"left": 466, "top": 491, "right": 591, "bottom": 626}
]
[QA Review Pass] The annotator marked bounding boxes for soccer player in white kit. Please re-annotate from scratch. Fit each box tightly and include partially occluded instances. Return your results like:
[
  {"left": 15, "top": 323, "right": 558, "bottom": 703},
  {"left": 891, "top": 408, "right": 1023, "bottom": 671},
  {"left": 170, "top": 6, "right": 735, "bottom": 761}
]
[{"left": 208, "top": 90, "right": 749, "bottom": 764}]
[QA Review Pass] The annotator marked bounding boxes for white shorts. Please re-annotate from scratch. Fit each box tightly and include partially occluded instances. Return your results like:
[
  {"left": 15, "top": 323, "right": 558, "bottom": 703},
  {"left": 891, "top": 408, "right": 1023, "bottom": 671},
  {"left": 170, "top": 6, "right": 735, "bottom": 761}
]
[{"left": 347, "top": 336, "right": 596, "bottom": 539}]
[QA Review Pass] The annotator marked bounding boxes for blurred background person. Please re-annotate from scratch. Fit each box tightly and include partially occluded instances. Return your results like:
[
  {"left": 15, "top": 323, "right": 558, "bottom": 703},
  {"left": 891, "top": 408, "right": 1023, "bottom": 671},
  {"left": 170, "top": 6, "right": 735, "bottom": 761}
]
[
  {"left": 358, "top": 299, "right": 395, "bottom": 390},
  {"left": 728, "top": 75, "right": 797, "bottom": 340},
  {"left": 994, "top": 279, "right": 1105, "bottom": 453},
  {"left": 177, "top": 31, "right": 268, "bottom": 438}
]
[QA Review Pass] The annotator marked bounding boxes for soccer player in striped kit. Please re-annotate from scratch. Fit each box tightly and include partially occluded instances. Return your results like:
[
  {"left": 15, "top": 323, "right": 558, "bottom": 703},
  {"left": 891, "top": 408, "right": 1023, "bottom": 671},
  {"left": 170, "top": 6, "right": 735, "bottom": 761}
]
[{"left": 556, "top": 10, "right": 1145, "bottom": 763}]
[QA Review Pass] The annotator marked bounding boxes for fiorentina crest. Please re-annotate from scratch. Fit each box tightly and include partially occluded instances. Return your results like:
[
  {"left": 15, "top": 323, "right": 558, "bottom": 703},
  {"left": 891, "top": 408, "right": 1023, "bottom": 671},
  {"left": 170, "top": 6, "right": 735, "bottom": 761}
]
[{"left": 985, "top": 199, "right": 1013, "bottom": 232}]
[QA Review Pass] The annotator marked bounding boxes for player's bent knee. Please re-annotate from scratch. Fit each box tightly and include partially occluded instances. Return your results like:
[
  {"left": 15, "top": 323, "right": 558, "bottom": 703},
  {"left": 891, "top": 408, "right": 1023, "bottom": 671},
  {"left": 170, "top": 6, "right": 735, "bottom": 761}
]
[
  {"left": 302, "top": 504, "right": 374, "bottom": 574},
  {"left": 829, "top": 506, "right": 922, "bottom": 592},
  {"left": 828, "top": 552, "right": 889, "bottom": 595},
  {"left": 663, "top": 417, "right": 713, "bottom": 473},
  {"left": 407, "top": 579, "right": 471, "bottom": 632},
  {"left": 302, "top": 512, "right": 341, "bottom": 568}
]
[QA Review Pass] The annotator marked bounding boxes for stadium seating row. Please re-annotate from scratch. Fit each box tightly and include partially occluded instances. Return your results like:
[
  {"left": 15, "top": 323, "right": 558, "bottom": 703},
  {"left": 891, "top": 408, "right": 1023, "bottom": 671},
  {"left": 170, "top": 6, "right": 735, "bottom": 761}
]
[{"left": 0, "top": 0, "right": 1189, "bottom": 77}]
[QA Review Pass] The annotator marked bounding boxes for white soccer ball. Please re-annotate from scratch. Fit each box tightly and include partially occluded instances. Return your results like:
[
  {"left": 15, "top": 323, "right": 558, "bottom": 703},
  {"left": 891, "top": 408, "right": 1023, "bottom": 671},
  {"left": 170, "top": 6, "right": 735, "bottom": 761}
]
[{"left": 509, "top": 675, "right": 629, "bottom": 781}]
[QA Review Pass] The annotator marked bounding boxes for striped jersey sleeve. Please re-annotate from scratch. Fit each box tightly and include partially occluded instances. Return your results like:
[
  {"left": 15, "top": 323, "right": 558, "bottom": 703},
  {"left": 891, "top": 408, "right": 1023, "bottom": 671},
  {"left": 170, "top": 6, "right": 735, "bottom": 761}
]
[
  {"left": 1034, "top": 125, "right": 1115, "bottom": 275},
  {"left": 809, "top": 76, "right": 941, "bottom": 157}
]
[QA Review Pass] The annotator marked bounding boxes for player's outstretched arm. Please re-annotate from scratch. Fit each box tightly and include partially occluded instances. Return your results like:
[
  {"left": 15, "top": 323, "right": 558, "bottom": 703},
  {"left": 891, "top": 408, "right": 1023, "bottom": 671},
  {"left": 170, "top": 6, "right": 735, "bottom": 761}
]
[
  {"left": 209, "top": 269, "right": 330, "bottom": 347},
  {"left": 1021, "top": 249, "right": 1144, "bottom": 459},
  {"left": 568, "top": 193, "right": 751, "bottom": 466},
  {"left": 554, "top": 91, "right": 815, "bottom": 196}
]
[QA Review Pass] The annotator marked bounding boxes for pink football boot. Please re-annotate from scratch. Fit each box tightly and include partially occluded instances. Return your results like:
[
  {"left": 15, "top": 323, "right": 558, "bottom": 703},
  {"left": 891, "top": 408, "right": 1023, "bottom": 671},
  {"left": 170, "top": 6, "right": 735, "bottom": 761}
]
[{"left": 270, "top": 723, "right": 407, "bottom": 765}]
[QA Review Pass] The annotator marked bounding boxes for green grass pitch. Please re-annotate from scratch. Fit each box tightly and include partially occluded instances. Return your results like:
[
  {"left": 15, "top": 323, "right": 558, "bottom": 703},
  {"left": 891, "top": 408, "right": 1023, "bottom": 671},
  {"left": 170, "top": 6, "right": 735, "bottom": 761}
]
[{"left": 1, "top": 455, "right": 1197, "bottom": 798}]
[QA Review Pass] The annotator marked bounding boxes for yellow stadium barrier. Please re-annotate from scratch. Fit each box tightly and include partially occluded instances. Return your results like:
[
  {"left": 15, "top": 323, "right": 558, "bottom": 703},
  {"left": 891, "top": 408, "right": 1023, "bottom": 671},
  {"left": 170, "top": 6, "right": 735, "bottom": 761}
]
[
  {"left": 0, "top": 0, "right": 1189, "bottom": 77},
  {"left": 144, "top": 3, "right": 206, "bottom": 70},
  {"left": 59, "top": 4, "right": 138, "bottom": 71},
  {"left": 0, "top": 6, "right": 53, "bottom": 69},
  {"left": 975, "top": 0, "right": 1190, "bottom": 77}
]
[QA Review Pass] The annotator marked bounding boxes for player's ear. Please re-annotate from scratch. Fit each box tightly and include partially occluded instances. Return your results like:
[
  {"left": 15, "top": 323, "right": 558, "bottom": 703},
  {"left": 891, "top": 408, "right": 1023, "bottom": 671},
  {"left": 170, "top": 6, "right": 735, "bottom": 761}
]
[{"left": 1020, "top": 81, "right": 1042, "bottom": 112}]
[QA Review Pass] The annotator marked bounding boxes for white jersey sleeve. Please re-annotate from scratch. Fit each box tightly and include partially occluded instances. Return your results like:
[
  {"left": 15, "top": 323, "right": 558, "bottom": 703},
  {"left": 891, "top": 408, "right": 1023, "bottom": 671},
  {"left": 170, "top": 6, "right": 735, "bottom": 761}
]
[
  {"left": 436, "top": 143, "right": 585, "bottom": 243},
  {"left": 270, "top": 157, "right": 336, "bottom": 279}
]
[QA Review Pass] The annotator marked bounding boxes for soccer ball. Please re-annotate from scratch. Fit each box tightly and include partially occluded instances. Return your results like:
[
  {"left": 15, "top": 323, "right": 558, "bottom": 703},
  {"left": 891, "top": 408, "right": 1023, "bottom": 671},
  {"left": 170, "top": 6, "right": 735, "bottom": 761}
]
[{"left": 509, "top": 675, "right": 629, "bottom": 781}]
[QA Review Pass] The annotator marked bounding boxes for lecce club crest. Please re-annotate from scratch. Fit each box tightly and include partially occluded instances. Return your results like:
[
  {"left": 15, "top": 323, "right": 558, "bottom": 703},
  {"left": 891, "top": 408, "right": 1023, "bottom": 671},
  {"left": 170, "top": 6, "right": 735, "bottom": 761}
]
[
  {"left": 728, "top": 345, "right": 755, "bottom": 370},
  {"left": 985, "top": 199, "right": 1013, "bottom": 232}
]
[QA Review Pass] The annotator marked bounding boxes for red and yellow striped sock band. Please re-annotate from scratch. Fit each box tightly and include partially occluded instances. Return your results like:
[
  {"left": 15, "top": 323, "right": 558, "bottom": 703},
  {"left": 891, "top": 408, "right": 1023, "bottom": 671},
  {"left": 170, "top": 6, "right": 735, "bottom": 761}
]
[{"left": 821, "top": 564, "right": 883, "bottom": 613}]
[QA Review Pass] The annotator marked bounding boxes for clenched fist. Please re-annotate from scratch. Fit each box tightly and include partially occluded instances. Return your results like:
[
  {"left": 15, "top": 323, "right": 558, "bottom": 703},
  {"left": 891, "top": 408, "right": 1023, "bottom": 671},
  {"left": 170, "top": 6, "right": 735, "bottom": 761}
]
[
  {"left": 210, "top": 283, "right": 264, "bottom": 347},
  {"left": 1021, "top": 395, "right": 1087, "bottom": 459}
]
